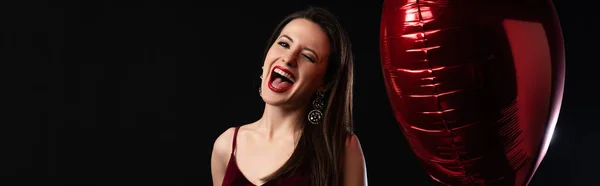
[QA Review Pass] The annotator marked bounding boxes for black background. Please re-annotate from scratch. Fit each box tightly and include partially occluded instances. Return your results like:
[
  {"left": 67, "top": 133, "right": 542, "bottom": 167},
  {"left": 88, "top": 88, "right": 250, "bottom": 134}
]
[{"left": 2, "top": 0, "right": 598, "bottom": 185}]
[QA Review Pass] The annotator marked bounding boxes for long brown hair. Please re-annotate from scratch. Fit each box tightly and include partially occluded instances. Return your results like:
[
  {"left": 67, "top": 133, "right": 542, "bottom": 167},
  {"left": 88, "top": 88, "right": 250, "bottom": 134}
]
[{"left": 260, "top": 7, "right": 354, "bottom": 186}]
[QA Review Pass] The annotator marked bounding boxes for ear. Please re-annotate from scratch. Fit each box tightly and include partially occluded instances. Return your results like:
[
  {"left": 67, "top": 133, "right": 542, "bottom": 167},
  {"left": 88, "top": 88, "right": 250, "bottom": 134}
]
[{"left": 319, "top": 81, "right": 334, "bottom": 93}]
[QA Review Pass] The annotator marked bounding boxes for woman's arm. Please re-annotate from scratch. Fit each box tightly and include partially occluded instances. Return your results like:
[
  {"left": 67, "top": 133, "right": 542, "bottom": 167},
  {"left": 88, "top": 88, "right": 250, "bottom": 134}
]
[
  {"left": 344, "top": 134, "right": 368, "bottom": 186},
  {"left": 211, "top": 128, "right": 235, "bottom": 186}
]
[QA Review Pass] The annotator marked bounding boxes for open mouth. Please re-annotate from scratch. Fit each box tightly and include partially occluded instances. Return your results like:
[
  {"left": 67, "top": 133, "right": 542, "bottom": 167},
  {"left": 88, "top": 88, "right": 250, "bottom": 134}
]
[{"left": 268, "top": 66, "right": 296, "bottom": 93}]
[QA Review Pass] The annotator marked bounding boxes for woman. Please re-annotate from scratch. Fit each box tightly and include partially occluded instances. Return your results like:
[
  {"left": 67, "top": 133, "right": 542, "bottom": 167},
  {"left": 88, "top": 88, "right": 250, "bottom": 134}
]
[{"left": 211, "top": 7, "right": 367, "bottom": 186}]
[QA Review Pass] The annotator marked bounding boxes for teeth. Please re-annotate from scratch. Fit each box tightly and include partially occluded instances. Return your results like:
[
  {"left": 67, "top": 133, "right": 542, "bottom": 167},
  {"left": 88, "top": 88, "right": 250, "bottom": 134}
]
[{"left": 274, "top": 68, "right": 295, "bottom": 83}]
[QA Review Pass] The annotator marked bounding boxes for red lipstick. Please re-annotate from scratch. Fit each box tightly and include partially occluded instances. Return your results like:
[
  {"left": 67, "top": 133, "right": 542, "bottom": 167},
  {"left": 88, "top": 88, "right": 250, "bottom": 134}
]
[{"left": 268, "top": 65, "right": 295, "bottom": 93}]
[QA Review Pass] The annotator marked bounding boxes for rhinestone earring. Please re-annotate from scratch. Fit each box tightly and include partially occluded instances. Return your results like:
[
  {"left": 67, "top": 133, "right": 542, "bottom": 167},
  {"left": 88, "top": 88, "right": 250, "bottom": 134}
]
[
  {"left": 259, "top": 66, "right": 263, "bottom": 96},
  {"left": 260, "top": 66, "right": 263, "bottom": 80},
  {"left": 308, "top": 90, "right": 325, "bottom": 124}
]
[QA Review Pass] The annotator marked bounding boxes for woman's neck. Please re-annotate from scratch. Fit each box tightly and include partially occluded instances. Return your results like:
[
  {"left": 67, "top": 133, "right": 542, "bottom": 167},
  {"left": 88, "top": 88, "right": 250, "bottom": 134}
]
[{"left": 257, "top": 104, "right": 307, "bottom": 141}]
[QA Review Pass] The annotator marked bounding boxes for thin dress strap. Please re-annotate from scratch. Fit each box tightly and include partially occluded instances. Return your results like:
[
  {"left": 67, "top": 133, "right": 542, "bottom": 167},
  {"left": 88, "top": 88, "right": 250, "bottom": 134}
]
[{"left": 230, "top": 126, "right": 240, "bottom": 157}]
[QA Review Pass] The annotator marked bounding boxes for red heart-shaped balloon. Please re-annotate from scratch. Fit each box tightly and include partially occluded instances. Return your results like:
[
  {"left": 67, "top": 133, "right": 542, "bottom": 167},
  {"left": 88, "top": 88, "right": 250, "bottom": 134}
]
[{"left": 379, "top": 0, "right": 565, "bottom": 185}]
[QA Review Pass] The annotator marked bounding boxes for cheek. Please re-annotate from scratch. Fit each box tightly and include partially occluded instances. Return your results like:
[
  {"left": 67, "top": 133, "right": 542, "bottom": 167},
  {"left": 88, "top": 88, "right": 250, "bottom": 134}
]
[
  {"left": 315, "top": 62, "right": 329, "bottom": 78},
  {"left": 264, "top": 48, "right": 280, "bottom": 64},
  {"left": 302, "top": 66, "right": 327, "bottom": 84}
]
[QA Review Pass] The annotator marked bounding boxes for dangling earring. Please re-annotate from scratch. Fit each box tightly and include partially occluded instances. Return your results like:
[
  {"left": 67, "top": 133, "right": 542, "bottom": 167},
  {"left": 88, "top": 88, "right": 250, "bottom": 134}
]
[
  {"left": 259, "top": 66, "right": 263, "bottom": 96},
  {"left": 308, "top": 90, "right": 325, "bottom": 124}
]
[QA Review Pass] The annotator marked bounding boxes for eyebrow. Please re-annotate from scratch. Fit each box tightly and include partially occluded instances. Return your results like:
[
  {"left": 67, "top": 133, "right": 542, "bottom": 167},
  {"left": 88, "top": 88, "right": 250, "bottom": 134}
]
[{"left": 280, "top": 34, "right": 320, "bottom": 61}]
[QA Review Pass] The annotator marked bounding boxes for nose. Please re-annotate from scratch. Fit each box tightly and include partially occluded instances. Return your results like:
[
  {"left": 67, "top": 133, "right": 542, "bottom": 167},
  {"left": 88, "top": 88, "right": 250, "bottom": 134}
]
[{"left": 281, "top": 51, "right": 298, "bottom": 67}]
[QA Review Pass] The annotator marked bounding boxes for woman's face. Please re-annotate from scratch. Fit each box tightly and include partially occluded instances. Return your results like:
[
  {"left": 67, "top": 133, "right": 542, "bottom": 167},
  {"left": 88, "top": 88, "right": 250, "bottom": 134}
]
[{"left": 261, "top": 18, "right": 331, "bottom": 108}]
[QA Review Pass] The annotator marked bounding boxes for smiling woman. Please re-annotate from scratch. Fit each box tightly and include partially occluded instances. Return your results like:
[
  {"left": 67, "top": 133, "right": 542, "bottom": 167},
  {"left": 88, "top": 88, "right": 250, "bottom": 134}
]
[{"left": 210, "top": 7, "right": 367, "bottom": 186}]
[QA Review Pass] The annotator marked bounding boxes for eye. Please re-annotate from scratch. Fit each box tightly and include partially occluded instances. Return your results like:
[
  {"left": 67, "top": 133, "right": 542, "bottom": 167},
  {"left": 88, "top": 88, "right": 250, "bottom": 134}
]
[
  {"left": 303, "top": 54, "right": 315, "bottom": 62},
  {"left": 278, "top": 41, "right": 290, "bottom": 48}
]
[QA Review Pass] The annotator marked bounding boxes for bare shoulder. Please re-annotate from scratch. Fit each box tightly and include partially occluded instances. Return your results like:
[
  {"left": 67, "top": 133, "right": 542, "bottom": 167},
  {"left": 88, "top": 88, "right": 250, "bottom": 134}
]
[
  {"left": 212, "top": 127, "right": 237, "bottom": 161},
  {"left": 344, "top": 133, "right": 368, "bottom": 186},
  {"left": 211, "top": 127, "right": 237, "bottom": 185},
  {"left": 345, "top": 133, "right": 364, "bottom": 154}
]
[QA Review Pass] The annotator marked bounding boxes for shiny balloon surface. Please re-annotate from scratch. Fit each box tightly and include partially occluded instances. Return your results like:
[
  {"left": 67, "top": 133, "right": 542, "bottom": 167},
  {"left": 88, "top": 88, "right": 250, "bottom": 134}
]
[{"left": 379, "top": 0, "right": 565, "bottom": 185}]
